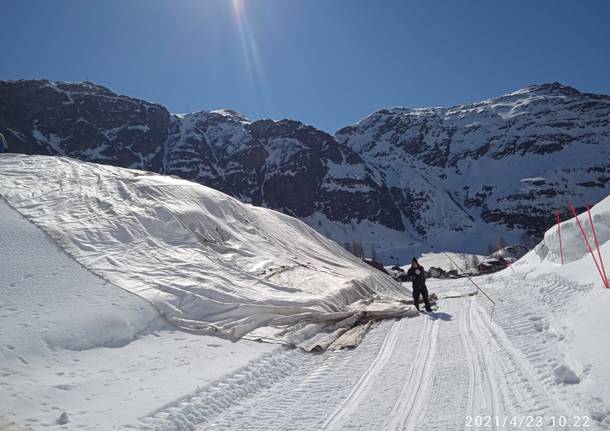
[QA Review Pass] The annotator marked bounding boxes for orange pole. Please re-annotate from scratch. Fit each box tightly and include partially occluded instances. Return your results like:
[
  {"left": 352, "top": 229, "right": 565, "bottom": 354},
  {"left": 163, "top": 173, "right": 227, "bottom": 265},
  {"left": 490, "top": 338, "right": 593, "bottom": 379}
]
[
  {"left": 556, "top": 210, "right": 564, "bottom": 265},
  {"left": 586, "top": 204, "right": 608, "bottom": 288},
  {"left": 569, "top": 203, "right": 606, "bottom": 288}
]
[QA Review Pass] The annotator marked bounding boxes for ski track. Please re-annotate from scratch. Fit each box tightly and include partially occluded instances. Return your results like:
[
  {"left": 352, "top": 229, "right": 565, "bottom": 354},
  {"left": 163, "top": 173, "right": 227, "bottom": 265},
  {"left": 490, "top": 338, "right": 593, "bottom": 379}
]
[
  {"left": 322, "top": 320, "right": 402, "bottom": 429},
  {"left": 386, "top": 311, "right": 439, "bottom": 431},
  {"left": 136, "top": 278, "right": 598, "bottom": 431},
  {"left": 481, "top": 273, "right": 605, "bottom": 429}
]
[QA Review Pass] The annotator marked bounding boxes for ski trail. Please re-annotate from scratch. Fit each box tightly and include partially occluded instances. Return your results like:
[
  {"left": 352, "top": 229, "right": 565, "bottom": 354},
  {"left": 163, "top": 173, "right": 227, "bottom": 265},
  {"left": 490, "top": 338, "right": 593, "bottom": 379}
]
[
  {"left": 461, "top": 298, "right": 478, "bottom": 423},
  {"left": 386, "top": 311, "right": 440, "bottom": 431},
  {"left": 414, "top": 296, "right": 570, "bottom": 431},
  {"left": 137, "top": 320, "right": 398, "bottom": 431},
  {"left": 479, "top": 272, "right": 604, "bottom": 425},
  {"left": 322, "top": 320, "right": 401, "bottom": 429},
  {"left": 472, "top": 296, "right": 570, "bottom": 418},
  {"left": 136, "top": 348, "right": 310, "bottom": 430},
  {"left": 416, "top": 298, "right": 475, "bottom": 431},
  {"left": 464, "top": 297, "right": 573, "bottom": 428},
  {"left": 467, "top": 298, "right": 501, "bottom": 430},
  {"left": 135, "top": 285, "right": 584, "bottom": 431}
]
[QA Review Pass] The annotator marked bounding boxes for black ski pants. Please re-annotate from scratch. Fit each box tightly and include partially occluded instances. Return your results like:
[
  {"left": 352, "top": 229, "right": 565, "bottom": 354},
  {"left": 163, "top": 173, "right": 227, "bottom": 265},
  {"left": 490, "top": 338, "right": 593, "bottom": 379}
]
[{"left": 413, "top": 283, "right": 432, "bottom": 312}]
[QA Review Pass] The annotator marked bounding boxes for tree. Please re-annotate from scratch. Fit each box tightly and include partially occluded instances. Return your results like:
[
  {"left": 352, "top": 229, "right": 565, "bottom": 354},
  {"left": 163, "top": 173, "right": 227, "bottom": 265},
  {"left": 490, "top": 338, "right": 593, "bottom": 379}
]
[
  {"left": 370, "top": 245, "right": 379, "bottom": 262},
  {"left": 344, "top": 242, "right": 353, "bottom": 254},
  {"left": 460, "top": 253, "right": 470, "bottom": 270},
  {"left": 470, "top": 255, "right": 480, "bottom": 271},
  {"left": 351, "top": 241, "right": 364, "bottom": 259}
]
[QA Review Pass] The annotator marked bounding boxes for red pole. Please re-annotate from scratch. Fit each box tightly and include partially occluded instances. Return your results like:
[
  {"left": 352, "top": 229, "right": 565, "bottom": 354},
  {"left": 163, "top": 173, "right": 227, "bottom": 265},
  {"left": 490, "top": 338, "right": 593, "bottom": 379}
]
[
  {"left": 569, "top": 202, "right": 607, "bottom": 288},
  {"left": 556, "top": 210, "right": 564, "bottom": 265},
  {"left": 586, "top": 204, "right": 609, "bottom": 288}
]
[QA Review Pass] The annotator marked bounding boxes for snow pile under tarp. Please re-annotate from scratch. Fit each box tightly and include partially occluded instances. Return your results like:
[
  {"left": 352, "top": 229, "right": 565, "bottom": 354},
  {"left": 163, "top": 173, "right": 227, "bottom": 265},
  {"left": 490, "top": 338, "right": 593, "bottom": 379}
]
[{"left": 0, "top": 154, "right": 413, "bottom": 348}]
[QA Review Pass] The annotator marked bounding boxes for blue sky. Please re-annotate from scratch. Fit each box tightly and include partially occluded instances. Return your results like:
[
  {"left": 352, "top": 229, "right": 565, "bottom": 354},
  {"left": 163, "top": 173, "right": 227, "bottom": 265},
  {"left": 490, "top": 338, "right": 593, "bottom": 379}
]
[{"left": 2, "top": 0, "right": 609, "bottom": 132}]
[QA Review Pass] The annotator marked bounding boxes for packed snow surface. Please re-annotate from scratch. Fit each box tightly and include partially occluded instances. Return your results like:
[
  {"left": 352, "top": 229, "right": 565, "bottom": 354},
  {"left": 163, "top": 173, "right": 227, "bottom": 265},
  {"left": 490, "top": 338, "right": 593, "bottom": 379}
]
[{"left": 0, "top": 154, "right": 409, "bottom": 344}]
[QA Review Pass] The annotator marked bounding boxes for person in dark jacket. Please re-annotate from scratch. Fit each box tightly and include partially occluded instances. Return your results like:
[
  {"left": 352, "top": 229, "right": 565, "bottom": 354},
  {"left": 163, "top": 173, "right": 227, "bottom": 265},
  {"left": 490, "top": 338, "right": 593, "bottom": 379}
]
[
  {"left": 0, "top": 133, "right": 7, "bottom": 153},
  {"left": 407, "top": 257, "right": 432, "bottom": 312}
]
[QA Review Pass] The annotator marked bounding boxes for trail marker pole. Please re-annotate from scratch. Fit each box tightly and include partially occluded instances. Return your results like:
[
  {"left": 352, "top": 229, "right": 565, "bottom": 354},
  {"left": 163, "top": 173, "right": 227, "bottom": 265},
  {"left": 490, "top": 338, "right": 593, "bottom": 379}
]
[
  {"left": 586, "top": 204, "right": 608, "bottom": 288},
  {"left": 569, "top": 203, "right": 607, "bottom": 288},
  {"left": 556, "top": 210, "right": 564, "bottom": 265}
]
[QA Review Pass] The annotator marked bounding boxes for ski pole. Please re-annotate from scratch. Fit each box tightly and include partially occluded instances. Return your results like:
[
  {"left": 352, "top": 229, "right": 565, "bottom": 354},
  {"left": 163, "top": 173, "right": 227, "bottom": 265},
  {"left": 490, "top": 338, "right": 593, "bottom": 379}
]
[{"left": 442, "top": 252, "right": 498, "bottom": 306}]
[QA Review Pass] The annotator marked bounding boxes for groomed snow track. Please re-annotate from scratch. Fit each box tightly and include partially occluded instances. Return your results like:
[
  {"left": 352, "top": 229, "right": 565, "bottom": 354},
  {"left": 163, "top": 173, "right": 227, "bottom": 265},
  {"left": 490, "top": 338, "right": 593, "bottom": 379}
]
[{"left": 136, "top": 288, "right": 591, "bottom": 431}]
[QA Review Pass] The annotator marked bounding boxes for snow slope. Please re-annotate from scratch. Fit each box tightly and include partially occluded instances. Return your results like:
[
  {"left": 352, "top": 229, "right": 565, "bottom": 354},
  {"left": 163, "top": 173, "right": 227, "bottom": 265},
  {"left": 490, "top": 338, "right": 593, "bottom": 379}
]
[
  {"left": 0, "top": 199, "right": 164, "bottom": 359},
  {"left": 0, "top": 154, "right": 411, "bottom": 345},
  {"left": 0, "top": 196, "right": 276, "bottom": 429},
  {"left": 503, "top": 195, "right": 610, "bottom": 421}
]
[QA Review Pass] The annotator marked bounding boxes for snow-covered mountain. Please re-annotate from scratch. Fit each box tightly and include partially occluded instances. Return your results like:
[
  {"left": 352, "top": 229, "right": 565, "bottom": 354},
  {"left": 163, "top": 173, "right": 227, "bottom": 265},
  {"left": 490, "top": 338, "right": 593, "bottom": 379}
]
[
  {"left": 336, "top": 83, "right": 610, "bottom": 255},
  {"left": 1, "top": 80, "right": 608, "bottom": 262}
]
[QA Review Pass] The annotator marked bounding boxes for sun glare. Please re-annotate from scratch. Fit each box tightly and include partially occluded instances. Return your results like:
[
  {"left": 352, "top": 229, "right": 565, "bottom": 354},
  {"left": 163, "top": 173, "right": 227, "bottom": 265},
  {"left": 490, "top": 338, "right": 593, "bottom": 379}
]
[
  {"left": 231, "top": 0, "right": 244, "bottom": 18},
  {"left": 231, "top": 0, "right": 263, "bottom": 82}
]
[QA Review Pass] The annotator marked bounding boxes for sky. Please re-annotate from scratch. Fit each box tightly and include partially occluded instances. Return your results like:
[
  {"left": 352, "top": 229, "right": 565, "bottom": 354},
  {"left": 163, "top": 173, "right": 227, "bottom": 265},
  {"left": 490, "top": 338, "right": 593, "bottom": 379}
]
[{"left": 2, "top": 0, "right": 610, "bottom": 133}]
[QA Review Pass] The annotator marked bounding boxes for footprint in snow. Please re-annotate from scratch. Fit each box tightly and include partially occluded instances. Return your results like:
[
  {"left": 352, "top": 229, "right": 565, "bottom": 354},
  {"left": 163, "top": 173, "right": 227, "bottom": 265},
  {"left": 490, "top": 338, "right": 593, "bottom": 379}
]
[{"left": 53, "top": 384, "right": 75, "bottom": 391}]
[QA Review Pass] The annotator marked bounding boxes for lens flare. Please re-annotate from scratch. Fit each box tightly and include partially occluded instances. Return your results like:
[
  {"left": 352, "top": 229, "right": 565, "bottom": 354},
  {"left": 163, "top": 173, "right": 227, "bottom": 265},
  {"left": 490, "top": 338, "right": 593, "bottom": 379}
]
[{"left": 231, "top": 0, "right": 263, "bottom": 83}]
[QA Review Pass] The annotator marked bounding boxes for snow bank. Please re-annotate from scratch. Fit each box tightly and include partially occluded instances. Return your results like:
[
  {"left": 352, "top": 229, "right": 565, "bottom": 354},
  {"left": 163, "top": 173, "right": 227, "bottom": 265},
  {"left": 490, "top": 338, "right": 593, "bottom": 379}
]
[
  {"left": 0, "top": 154, "right": 411, "bottom": 346},
  {"left": 0, "top": 195, "right": 278, "bottom": 429},
  {"left": 530, "top": 197, "right": 610, "bottom": 267},
  {"left": 0, "top": 198, "right": 165, "bottom": 362},
  {"left": 490, "top": 196, "right": 610, "bottom": 427}
]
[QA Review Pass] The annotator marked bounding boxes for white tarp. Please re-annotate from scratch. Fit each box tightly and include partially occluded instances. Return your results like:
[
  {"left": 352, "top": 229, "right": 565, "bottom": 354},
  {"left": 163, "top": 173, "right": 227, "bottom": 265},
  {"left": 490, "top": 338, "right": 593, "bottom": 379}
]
[{"left": 0, "top": 154, "right": 416, "bottom": 347}]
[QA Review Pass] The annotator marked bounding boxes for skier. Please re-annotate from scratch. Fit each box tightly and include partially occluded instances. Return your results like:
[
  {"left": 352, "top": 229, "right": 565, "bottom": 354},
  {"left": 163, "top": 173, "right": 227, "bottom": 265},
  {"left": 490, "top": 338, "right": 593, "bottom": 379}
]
[
  {"left": 407, "top": 257, "right": 432, "bottom": 312},
  {"left": 0, "top": 132, "right": 7, "bottom": 153}
]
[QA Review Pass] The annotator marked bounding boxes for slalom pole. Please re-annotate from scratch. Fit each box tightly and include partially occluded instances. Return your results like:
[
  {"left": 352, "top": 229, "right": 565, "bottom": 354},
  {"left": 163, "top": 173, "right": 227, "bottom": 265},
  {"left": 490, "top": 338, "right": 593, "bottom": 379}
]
[
  {"left": 556, "top": 210, "right": 564, "bottom": 265},
  {"left": 586, "top": 204, "right": 609, "bottom": 288},
  {"left": 569, "top": 203, "right": 606, "bottom": 288},
  {"left": 442, "top": 252, "right": 498, "bottom": 306}
]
